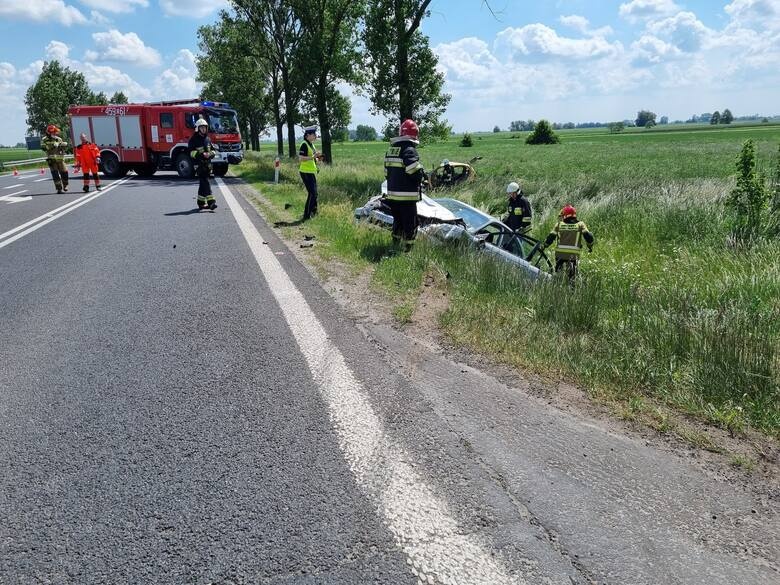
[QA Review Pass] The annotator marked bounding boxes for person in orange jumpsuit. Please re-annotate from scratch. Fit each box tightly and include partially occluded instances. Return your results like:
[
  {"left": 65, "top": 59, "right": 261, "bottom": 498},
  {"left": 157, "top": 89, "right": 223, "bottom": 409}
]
[{"left": 74, "top": 133, "right": 102, "bottom": 192}]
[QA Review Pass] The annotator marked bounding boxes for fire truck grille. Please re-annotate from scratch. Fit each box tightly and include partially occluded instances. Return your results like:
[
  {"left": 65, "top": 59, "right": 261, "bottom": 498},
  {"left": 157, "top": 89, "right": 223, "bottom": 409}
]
[{"left": 218, "top": 142, "right": 241, "bottom": 152}]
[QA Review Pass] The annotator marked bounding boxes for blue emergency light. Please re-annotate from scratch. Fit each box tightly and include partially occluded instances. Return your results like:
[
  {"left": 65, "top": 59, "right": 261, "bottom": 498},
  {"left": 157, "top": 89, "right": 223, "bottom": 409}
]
[{"left": 201, "top": 101, "right": 231, "bottom": 108}]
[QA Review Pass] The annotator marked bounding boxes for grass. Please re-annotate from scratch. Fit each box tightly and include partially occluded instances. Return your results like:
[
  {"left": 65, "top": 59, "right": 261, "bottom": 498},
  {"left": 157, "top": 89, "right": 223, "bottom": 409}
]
[{"left": 236, "top": 123, "right": 780, "bottom": 438}]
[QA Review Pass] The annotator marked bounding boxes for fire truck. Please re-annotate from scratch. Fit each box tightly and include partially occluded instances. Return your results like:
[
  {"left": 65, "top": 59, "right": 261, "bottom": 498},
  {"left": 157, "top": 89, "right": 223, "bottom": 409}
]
[{"left": 67, "top": 99, "right": 243, "bottom": 179}]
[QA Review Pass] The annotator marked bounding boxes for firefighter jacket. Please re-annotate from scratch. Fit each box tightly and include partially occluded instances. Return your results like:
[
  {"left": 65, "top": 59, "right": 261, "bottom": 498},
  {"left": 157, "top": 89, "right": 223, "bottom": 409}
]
[
  {"left": 384, "top": 138, "right": 424, "bottom": 202},
  {"left": 299, "top": 140, "right": 318, "bottom": 174},
  {"left": 74, "top": 142, "right": 100, "bottom": 168},
  {"left": 506, "top": 194, "right": 532, "bottom": 232},
  {"left": 543, "top": 217, "right": 594, "bottom": 260},
  {"left": 188, "top": 132, "right": 215, "bottom": 167},
  {"left": 42, "top": 135, "right": 68, "bottom": 161}
]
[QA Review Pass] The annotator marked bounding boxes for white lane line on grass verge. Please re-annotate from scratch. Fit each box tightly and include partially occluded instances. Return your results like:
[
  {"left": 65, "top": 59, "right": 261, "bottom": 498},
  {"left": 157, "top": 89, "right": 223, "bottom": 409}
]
[
  {"left": 217, "top": 178, "right": 528, "bottom": 585},
  {"left": 0, "top": 177, "right": 131, "bottom": 250}
]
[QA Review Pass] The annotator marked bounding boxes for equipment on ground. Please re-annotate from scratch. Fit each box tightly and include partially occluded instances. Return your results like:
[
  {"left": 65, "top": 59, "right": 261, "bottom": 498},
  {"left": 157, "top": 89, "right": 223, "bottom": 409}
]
[{"left": 67, "top": 99, "right": 243, "bottom": 179}]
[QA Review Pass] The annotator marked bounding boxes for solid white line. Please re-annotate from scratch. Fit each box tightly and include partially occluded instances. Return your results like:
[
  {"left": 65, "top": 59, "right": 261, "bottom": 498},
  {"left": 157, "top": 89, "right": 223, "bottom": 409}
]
[
  {"left": 34, "top": 178, "right": 48, "bottom": 182},
  {"left": 217, "top": 178, "right": 528, "bottom": 585},
  {"left": 0, "top": 178, "right": 130, "bottom": 250},
  {"left": 4, "top": 184, "right": 23, "bottom": 189}
]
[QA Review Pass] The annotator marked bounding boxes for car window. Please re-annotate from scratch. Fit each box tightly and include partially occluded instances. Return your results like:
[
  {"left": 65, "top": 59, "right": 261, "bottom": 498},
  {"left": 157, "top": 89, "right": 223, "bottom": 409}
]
[{"left": 160, "top": 113, "right": 174, "bottom": 128}]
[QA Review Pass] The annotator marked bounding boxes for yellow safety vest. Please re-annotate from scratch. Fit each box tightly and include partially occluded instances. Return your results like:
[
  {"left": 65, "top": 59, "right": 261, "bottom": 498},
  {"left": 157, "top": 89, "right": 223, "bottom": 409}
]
[{"left": 299, "top": 141, "right": 317, "bottom": 174}]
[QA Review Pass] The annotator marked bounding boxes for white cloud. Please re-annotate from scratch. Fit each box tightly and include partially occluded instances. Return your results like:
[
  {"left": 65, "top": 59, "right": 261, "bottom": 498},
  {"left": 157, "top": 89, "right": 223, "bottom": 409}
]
[
  {"left": 0, "top": 0, "right": 88, "bottom": 26},
  {"left": 724, "top": 0, "right": 780, "bottom": 30},
  {"left": 152, "top": 49, "right": 201, "bottom": 99},
  {"left": 631, "top": 34, "right": 684, "bottom": 64},
  {"left": 619, "top": 0, "right": 680, "bottom": 23},
  {"left": 559, "top": 14, "right": 614, "bottom": 37},
  {"left": 46, "top": 40, "right": 72, "bottom": 61},
  {"left": 89, "top": 10, "right": 112, "bottom": 26},
  {"left": 79, "top": 0, "right": 148, "bottom": 14},
  {"left": 647, "top": 11, "right": 710, "bottom": 52},
  {"left": 87, "top": 30, "right": 161, "bottom": 68},
  {"left": 158, "top": 0, "right": 228, "bottom": 18},
  {"left": 494, "top": 24, "right": 621, "bottom": 62}
]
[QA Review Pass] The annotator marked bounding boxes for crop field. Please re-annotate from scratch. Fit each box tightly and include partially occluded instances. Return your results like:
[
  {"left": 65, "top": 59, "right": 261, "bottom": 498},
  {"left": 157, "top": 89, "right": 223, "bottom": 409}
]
[
  {"left": 240, "top": 122, "right": 780, "bottom": 437},
  {"left": 0, "top": 148, "right": 40, "bottom": 164}
]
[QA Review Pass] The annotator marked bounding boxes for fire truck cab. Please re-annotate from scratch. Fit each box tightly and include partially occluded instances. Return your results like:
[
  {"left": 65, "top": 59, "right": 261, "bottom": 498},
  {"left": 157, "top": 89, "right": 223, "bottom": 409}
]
[{"left": 68, "top": 99, "right": 243, "bottom": 179}]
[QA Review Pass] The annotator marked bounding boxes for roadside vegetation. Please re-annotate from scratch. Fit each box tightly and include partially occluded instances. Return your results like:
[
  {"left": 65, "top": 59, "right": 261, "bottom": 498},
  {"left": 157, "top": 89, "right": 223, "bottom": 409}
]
[{"left": 234, "top": 124, "right": 780, "bottom": 439}]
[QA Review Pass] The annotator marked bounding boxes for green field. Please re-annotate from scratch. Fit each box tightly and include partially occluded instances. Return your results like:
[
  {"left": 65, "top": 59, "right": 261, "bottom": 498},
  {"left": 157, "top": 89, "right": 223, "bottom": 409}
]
[
  {"left": 223, "top": 123, "right": 780, "bottom": 438},
  {"left": 0, "top": 148, "right": 41, "bottom": 163}
]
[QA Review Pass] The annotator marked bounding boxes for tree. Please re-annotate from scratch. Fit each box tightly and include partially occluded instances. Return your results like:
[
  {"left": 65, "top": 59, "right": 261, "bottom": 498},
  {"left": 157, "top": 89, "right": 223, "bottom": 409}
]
[
  {"left": 363, "top": 0, "right": 451, "bottom": 141},
  {"left": 711, "top": 111, "right": 721, "bottom": 125},
  {"left": 721, "top": 108, "right": 734, "bottom": 124},
  {"left": 300, "top": 85, "right": 351, "bottom": 146},
  {"left": 331, "top": 127, "right": 349, "bottom": 142},
  {"left": 526, "top": 120, "right": 560, "bottom": 145},
  {"left": 635, "top": 110, "right": 656, "bottom": 127},
  {"left": 232, "top": 0, "right": 306, "bottom": 158},
  {"left": 460, "top": 132, "right": 473, "bottom": 147},
  {"left": 493, "top": 125, "right": 500, "bottom": 133},
  {"left": 659, "top": 116, "right": 669, "bottom": 125},
  {"left": 198, "top": 12, "right": 272, "bottom": 152},
  {"left": 289, "top": 0, "right": 365, "bottom": 163},
  {"left": 25, "top": 61, "right": 97, "bottom": 136},
  {"left": 355, "top": 124, "right": 378, "bottom": 141},
  {"left": 110, "top": 91, "right": 129, "bottom": 104},
  {"left": 608, "top": 122, "right": 625, "bottom": 133}
]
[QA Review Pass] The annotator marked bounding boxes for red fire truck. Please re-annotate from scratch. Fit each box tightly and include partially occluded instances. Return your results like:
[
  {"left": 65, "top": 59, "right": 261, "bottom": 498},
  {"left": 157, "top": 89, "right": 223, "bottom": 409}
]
[{"left": 67, "top": 99, "right": 243, "bottom": 179}]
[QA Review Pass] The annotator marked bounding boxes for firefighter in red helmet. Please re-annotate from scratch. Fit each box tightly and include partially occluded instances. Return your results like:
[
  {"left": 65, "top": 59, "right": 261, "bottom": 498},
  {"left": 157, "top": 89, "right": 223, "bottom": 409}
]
[
  {"left": 383, "top": 119, "right": 426, "bottom": 249},
  {"left": 41, "top": 124, "right": 69, "bottom": 194},
  {"left": 541, "top": 204, "right": 594, "bottom": 283}
]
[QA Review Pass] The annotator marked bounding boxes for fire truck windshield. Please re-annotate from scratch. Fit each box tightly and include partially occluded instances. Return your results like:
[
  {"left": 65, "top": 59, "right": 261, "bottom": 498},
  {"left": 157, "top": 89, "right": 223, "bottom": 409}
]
[{"left": 206, "top": 111, "right": 238, "bottom": 134}]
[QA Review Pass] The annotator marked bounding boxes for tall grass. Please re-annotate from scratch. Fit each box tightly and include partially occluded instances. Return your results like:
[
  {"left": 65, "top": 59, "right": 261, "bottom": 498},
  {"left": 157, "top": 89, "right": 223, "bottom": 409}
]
[{"left": 236, "top": 128, "right": 780, "bottom": 436}]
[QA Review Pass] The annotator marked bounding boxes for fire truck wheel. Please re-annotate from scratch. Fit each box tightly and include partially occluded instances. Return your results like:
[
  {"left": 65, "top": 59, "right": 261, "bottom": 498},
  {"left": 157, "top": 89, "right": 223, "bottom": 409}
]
[
  {"left": 134, "top": 163, "right": 157, "bottom": 177},
  {"left": 101, "top": 152, "right": 127, "bottom": 178},
  {"left": 175, "top": 153, "right": 194, "bottom": 179},
  {"left": 213, "top": 163, "right": 228, "bottom": 177}
]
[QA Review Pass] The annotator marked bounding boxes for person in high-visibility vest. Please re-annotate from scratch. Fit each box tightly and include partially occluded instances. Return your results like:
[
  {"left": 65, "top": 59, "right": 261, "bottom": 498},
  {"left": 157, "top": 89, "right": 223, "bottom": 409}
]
[
  {"left": 41, "top": 124, "right": 69, "bottom": 194},
  {"left": 541, "top": 204, "right": 594, "bottom": 282},
  {"left": 74, "top": 133, "right": 101, "bottom": 192},
  {"left": 299, "top": 125, "right": 322, "bottom": 220},
  {"left": 383, "top": 119, "right": 425, "bottom": 247},
  {"left": 188, "top": 117, "right": 217, "bottom": 210},
  {"left": 503, "top": 181, "right": 532, "bottom": 233}
]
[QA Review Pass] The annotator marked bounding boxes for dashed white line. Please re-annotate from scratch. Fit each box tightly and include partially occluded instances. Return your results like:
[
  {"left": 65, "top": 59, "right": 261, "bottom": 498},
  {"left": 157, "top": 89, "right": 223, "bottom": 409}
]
[
  {"left": 3, "top": 184, "right": 23, "bottom": 189},
  {"left": 0, "top": 177, "right": 130, "bottom": 249},
  {"left": 34, "top": 178, "right": 48, "bottom": 182},
  {"left": 218, "top": 178, "right": 528, "bottom": 585},
  {"left": 0, "top": 190, "right": 28, "bottom": 198}
]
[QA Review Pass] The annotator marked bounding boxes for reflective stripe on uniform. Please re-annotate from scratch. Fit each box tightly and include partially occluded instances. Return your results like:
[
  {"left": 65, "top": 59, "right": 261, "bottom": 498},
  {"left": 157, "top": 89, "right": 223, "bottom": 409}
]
[
  {"left": 405, "top": 161, "right": 423, "bottom": 174},
  {"left": 386, "top": 190, "right": 420, "bottom": 201},
  {"left": 299, "top": 141, "right": 317, "bottom": 174}
]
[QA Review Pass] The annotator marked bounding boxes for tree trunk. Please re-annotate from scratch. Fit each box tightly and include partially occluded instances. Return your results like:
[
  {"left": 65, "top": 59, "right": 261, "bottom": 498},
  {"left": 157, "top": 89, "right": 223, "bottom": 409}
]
[
  {"left": 281, "top": 65, "right": 297, "bottom": 158},
  {"left": 315, "top": 75, "right": 332, "bottom": 164},
  {"left": 271, "top": 73, "right": 284, "bottom": 157},
  {"left": 395, "top": 1, "right": 411, "bottom": 121}
]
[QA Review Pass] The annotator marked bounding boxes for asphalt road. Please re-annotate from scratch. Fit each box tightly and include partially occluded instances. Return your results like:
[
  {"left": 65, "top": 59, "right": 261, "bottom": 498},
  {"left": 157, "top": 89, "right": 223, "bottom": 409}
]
[{"left": 0, "top": 169, "right": 776, "bottom": 584}]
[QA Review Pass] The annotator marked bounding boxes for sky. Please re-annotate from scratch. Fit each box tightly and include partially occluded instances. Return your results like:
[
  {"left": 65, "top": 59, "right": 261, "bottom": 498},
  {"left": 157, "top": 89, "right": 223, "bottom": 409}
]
[{"left": 1, "top": 0, "right": 779, "bottom": 144}]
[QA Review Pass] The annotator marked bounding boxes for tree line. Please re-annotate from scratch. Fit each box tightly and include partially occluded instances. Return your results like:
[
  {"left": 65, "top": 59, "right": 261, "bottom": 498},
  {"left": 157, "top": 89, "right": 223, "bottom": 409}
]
[{"left": 197, "top": 0, "right": 450, "bottom": 162}]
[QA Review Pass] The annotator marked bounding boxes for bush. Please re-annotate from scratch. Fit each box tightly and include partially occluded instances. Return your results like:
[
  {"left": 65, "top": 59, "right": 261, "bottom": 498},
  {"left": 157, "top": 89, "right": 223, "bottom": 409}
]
[
  {"left": 727, "top": 139, "right": 768, "bottom": 240},
  {"left": 460, "top": 132, "right": 473, "bottom": 147},
  {"left": 525, "top": 120, "right": 560, "bottom": 145}
]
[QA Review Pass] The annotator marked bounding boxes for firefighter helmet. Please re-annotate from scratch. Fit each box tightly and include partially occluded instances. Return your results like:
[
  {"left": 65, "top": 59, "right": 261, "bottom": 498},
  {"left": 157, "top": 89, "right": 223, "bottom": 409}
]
[
  {"left": 506, "top": 181, "right": 520, "bottom": 194},
  {"left": 561, "top": 204, "right": 577, "bottom": 218},
  {"left": 399, "top": 119, "right": 419, "bottom": 141},
  {"left": 47, "top": 124, "right": 60, "bottom": 134},
  {"left": 195, "top": 118, "right": 209, "bottom": 130}
]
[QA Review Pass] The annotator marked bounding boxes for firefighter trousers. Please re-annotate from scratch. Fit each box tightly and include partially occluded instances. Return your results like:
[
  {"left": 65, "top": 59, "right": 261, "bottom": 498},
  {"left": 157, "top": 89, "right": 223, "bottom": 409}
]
[
  {"left": 81, "top": 162, "right": 100, "bottom": 188},
  {"left": 387, "top": 199, "right": 418, "bottom": 243},
  {"left": 196, "top": 163, "right": 215, "bottom": 206},
  {"left": 47, "top": 159, "right": 69, "bottom": 191}
]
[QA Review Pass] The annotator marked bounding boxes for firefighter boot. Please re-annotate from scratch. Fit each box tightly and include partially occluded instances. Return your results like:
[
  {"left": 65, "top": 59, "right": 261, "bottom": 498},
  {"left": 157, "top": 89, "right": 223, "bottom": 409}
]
[
  {"left": 62, "top": 171, "right": 69, "bottom": 192},
  {"left": 208, "top": 197, "right": 217, "bottom": 211},
  {"left": 83, "top": 185, "right": 90, "bottom": 193}
]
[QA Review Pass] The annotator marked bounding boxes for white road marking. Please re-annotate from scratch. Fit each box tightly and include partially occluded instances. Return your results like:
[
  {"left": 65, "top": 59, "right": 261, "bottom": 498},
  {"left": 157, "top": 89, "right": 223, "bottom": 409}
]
[
  {"left": 0, "top": 190, "right": 28, "bottom": 198},
  {"left": 4, "top": 184, "right": 23, "bottom": 189},
  {"left": 34, "top": 178, "right": 48, "bottom": 182},
  {"left": 0, "top": 190, "right": 31, "bottom": 203},
  {"left": 0, "top": 178, "right": 130, "bottom": 250},
  {"left": 218, "top": 178, "right": 528, "bottom": 585}
]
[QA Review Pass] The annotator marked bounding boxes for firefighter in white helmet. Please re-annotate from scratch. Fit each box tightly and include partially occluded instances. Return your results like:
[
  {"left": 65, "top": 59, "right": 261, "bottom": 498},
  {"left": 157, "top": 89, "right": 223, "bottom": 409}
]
[
  {"left": 188, "top": 117, "right": 217, "bottom": 210},
  {"left": 503, "top": 181, "right": 532, "bottom": 233}
]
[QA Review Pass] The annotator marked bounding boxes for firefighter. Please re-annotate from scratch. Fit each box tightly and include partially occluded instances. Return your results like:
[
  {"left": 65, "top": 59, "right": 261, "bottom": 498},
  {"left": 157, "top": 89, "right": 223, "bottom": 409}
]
[
  {"left": 74, "top": 133, "right": 101, "bottom": 192},
  {"left": 41, "top": 124, "right": 69, "bottom": 194},
  {"left": 441, "top": 159, "right": 454, "bottom": 185},
  {"left": 541, "top": 204, "right": 594, "bottom": 283},
  {"left": 503, "top": 181, "right": 532, "bottom": 233},
  {"left": 299, "top": 125, "right": 322, "bottom": 220},
  {"left": 188, "top": 117, "right": 217, "bottom": 210},
  {"left": 383, "top": 119, "right": 425, "bottom": 248}
]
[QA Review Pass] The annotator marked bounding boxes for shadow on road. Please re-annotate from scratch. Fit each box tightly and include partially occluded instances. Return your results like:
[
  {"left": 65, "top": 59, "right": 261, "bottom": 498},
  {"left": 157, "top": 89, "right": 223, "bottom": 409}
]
[{"left": 164, "top": 208, "right": 214, "bottom": 216}]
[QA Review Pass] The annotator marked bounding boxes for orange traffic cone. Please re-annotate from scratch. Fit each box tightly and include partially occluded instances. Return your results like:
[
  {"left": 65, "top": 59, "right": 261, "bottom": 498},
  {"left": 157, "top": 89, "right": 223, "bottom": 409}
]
[{"left": 12, "top": 167, "right": 18, "bottom": 176}]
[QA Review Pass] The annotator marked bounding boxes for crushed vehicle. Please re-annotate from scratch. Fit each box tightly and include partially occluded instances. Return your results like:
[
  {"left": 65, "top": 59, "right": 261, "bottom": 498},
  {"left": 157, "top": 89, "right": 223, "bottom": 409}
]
[
  {"left": 354, "top": 185, "right": 551, "bottom": 279},
  {"left": 428, "top": 156, "right": 482, "bottom": 189}
]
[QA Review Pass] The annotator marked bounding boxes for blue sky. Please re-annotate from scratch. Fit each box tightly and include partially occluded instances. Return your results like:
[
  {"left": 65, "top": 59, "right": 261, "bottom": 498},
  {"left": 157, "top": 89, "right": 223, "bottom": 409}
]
[{"left": 1, "top": 0, "right": 779, "bottom": 144}]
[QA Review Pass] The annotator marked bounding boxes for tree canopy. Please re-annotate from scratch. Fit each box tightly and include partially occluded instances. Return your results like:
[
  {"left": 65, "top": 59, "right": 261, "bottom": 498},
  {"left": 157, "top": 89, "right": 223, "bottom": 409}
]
[{"left": 25, "top": 61, "right": 98, "bottom": 136}]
